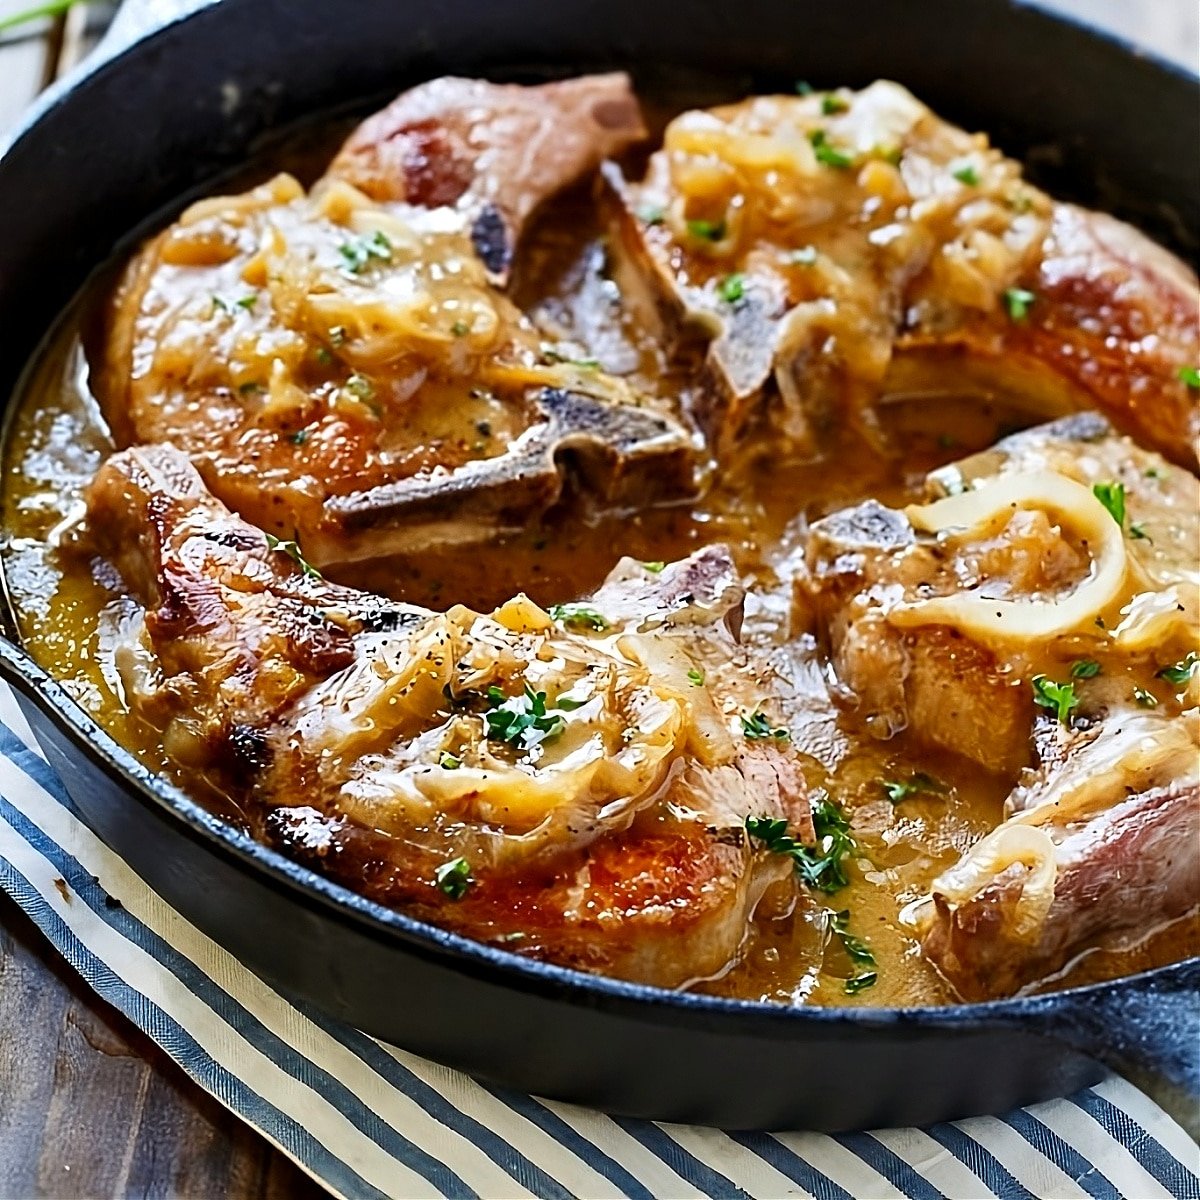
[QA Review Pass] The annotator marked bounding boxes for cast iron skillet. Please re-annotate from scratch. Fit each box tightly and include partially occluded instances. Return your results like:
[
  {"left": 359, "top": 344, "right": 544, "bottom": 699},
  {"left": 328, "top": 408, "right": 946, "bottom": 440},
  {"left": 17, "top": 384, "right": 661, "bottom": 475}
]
[{"left": 0, "top": 0, "right": 1197, "bottom": 1131}]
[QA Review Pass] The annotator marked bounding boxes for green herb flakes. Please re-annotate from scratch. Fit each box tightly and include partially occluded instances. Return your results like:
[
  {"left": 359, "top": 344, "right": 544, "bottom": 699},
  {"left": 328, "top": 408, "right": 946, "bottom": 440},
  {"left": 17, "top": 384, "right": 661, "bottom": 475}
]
[
  {"left": 686, "top": 217, "right": 727, "bottom": 242},
  {"left": 718, "top": 273, "right": 746, "bottom": 303},
  {"left": 1070, "top": 659, "right": 1101, "bottom": 679},
  {"left": 547, "top": 602, "right": 610, "bottom": 631},
  {"left": 1003, "top": 287, "right": 1036, "bottom": 321},
  {"left": 264, "top": 533, "right": 322, "bottom": 579},
  {"left": 1031, "top": 675, "right": 1079, "bottom": 725},
  {"left": 338, "top": 229, "right": 393, "bottom": 273},
  {"left": 434, "top": 857, "right": 473, "bottom": 899},
  {"left": 741, "top": 711, "right": 791, "bottom": 741},
  {"left": 881, "top": 772, "right": 945, "bottom": 804},
  {"left": 1157, "top": 651, "right": 1198, "bottom": 686},
  {"left": 1092, "top": 480, "right": 1126, "bottom": 528},
  {"left": 809, "top": 128, "right": 854, "bottom": 169}
]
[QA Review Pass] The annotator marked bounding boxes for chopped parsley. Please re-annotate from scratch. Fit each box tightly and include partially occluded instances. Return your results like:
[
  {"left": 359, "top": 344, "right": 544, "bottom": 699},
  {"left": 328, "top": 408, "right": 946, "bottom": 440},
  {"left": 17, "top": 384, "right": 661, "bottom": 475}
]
[
  {"left": 821, "top": 92, "right": 850, "bottom": 115},
  {"left": 1129, "top": 522, "right": 1149, "bottom": 541},
  {"left": 235, "top": 292, "right": 258, "bottom": 310},
  {"left": 540, "top": 346, "right": 601, "bottom": 369},
  {"left": 289, "top": 428, "right": 309, "bottom": 446},
  {"left": 210, "top": 295, "right": 232, "bottom": 315},
  {"left": 450, "top": 320, "right": 470, "bottom": 336},
  {"left": 640, "top": 560, "right": 666, "bottom": 574},
  {"left": 637, "top": 204, "right": 666, "bottom": 225},
  {"left": 484, "top": 684, "right": 582, "bottom": 751},
  {"left": 338, "top": 229, "right": 393, "bottom": 273},
  {"left": 746, "top": 793, "right": 855, "bottom": 894},
  {"left": 829, "top": 909, "right": 877, "bottom": 994},
  {"left": 237, "top": 381, "right": 265, "bottom": 396},
  {"left": 686, "top": 217, "right": 727, "bottom": 242},
  {"left": 313, "top": 346, "right": 333, "bottom": 365},
  {"left": 1134, "top": 686, "right": 1159, "bottom": 709},
  {"left": 1031, "top": 675, "right": 1079, "bottom": 725},
  {"left": 741, "top": 711, "right": 791, "bottom": 741},
  {"left": 1178, "top": 366, "right": 1200, "bottom": 390},
  {"left": 547, "top": 602, "right": 610, "bottom": 631},
  {"left": 1070, "top": 659, "right": 1101, "bottom": 679},
  {"left": 264, "top": 533, "right": 322, "bottom": 579},
  {"left": 345, "top": 373, "right": 375, "bottom": 402},
  {"left": 434, "top": 857, "right": 473, "bottom": 900},
  {"left": 1092, "top": 480, "right": 1126, "bottom": 527},
  {"left": 881, "top": 771, "right": 945, "bottom": 804},
  {"left": 438, "top": 751, "right": 462, "bottom": 770},
  {"left": 951, "top": 160, "right": 980, "bottom": 186},
  {"left": 718, "top": 273, "right": 746, "bottom": 303},
  {"left": 1003, "top": 287, "right": 1036, "bottom": 321},
  {"left": 1157, "top": 651, "right": 1198, "bottom": 686},
  {"left": 809, "top": 128, "right": 854, "bottom": 169},
  {"left": 687, "top": 668, "right": 705, "bottom": 686}
]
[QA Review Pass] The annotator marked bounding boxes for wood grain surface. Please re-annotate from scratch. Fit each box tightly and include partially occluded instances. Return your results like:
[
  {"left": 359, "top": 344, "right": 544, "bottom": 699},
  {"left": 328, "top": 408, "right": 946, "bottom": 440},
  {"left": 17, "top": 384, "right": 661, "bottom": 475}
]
[{"left": 0, "top": 2, "right": 1194, "bottom": 1198}]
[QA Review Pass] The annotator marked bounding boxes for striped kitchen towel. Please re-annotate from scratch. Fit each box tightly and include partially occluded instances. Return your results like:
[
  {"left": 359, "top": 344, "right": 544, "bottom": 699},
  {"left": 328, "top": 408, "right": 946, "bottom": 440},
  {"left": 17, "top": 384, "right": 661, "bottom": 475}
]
[{"left": 0, "top": 683, "right": 1197, "bottom": 1200}]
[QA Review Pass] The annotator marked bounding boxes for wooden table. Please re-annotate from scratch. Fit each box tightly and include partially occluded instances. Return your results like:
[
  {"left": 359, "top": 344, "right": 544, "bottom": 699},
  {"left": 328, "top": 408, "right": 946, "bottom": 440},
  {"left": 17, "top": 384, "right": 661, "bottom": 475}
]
[{"left": 0, "top": 3, "right": 1195, "bottom": 1197}]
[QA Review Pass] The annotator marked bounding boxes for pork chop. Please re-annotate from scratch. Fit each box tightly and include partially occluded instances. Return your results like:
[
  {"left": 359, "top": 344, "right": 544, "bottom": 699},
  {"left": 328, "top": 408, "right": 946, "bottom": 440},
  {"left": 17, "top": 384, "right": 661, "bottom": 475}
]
[
  {"left": 603, "top": 81, "right": 1199, "bottom": 466},
  {"left": 85, "top": 444, "right": 811, "bottom": 987}
]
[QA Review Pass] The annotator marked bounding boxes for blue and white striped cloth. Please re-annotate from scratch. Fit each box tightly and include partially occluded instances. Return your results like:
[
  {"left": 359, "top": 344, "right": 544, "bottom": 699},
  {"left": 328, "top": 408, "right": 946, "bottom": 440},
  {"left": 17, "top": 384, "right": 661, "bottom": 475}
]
[{"left": 0, "top": 684, "right": 1196, "bottom": 1199}]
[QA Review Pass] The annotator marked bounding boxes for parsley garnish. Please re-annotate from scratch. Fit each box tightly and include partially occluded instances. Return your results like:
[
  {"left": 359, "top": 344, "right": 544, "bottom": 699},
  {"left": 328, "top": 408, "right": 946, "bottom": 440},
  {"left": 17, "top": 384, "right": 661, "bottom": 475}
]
[
  {"left": 540, "top": 346, "right": 601, "bottom": 369},
  {"left": 1134, "top": 686, "right": 1158, "bottom": 708},
  {"left": 809, "top": 129, "right": 853, "bottom": 169},
  {"left": 1070, "top": 659, "right": 1101, "bottom": 679},
  {"left": 289, "top": 428, "right": 309, "bottom": 446},
  {"left": 686, "top": 217, "right": 727, "bottom": 242},
  {"left": 338, "top": 230, "right": 393, "bottom": 273},
  {"left": 547, "top": 602, "right": 610, "bottom": 631},
  {"left": 264, "top": 533, "right": 322, "bottom": 579},
  {"left": 434, "top": 857, "right": 473, "bottom": 899},
  {"left": 741, "top": 711, "right": 791, "bottom": 741},
  {"left": 746, "top": 794, "right": 855, "bottom": 894},
  {"left": 237, "top": 381, "right": 265, "bottom": 396},
  {"left": 313, "top": 346, "right": 333, "bottom": 366},
  {"left": 821, "top": 93, "right": 849, "bottom": 115},
  {"left": 640, "top": 560, "right": 666, "bottom": 574},
  {"left": 1157, "top": 651, "right": 1198, "bottom": 686},
  {"left": 951, "top": 160, "right": 980, "bottom": 186},
  {"left": 718, "top": 273, "right": 746, "bottom": 303},
  {"left": 1092, "top": 480, "right": 1126, "bottom": 528},
  {"left": 829, "top": 909, "right": 877, "bottom": 994},
  {"left": 485, "top": 684, "right": 571, "bottom": 751},
  {"left": 450, "top": 320, "right": 470, "bottom": 336},
  {"left": 687, "top": 668, "right": 705, "bottom": 686},
  {"left": 1178, "top": 366, "right": 1200, "bottom": 390},
  {"left": 438, "top": 751, "right": 461, "bottom": 770},
  {"left": 881, "top": 772, "right": 945, "bottom": 804},
  {"left": 1031, "top": 675, "right": 1079, "bottom": 725},
  {"left": 235, "top": 292, "right": 258, "bottom": 310},
  {"left": 1129, "top": 522, "right": 1149, "bottom": 540},
  {"left": 345, "top": 373, "right": 375, "bottom": 402},
  {"left": 1003, "top": 287, "right": 1036, "bottom": 320}
]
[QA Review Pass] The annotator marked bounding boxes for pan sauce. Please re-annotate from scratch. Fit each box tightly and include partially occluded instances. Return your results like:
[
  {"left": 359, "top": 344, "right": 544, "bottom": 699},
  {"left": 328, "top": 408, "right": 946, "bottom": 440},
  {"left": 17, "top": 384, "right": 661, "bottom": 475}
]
[
  {"left": 5, "top": 193, "right": 1195, "bottom": 1008},
  {"left": 4, "top": 84, "right": 1199, "bottom": 1005}
]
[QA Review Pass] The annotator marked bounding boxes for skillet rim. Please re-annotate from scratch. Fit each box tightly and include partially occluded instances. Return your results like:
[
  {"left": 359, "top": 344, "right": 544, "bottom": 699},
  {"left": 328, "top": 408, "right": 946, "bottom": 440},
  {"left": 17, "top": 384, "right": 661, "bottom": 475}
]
[{"left": 0, "top": 0, "right": 1196, "bottom": 1037}]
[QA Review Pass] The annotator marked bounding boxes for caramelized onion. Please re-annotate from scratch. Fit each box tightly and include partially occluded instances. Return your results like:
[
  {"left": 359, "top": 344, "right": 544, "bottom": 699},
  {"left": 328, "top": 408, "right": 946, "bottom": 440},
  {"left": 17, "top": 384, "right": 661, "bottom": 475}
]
[{"left": 890, "top": 470, "right": 1129, "bottom": 642}]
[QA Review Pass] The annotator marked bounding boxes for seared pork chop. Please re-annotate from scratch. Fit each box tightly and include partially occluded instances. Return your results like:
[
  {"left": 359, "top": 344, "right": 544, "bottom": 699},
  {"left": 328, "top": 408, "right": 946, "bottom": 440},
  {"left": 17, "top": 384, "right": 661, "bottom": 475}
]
[
  {"left": 603, "top": 81, "right": 1199, "bottom": 466},
  {"left": 328, "top": 73, "right": 646, "bottom": 284},
  {"left": 910, "top": 710, "right": 1199, "bottom": 999},
  {"left": 800, "top": 414, "right": 1199, "bottom": 997},
  {"left": 94, "top": 78, "right": 691, "bottom": 569},
  {"left": 85, "top": 444, "right": 811, "bottom": 987},
  {"left": 800, "top": 414, "right": 1199, "bottom": 775}
]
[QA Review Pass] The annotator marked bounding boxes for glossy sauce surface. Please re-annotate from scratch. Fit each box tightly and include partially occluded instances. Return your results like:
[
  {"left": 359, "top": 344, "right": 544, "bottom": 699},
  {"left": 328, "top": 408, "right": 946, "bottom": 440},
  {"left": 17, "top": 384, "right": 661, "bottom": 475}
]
[{"left": 3, "top": 135, "right": 1196, "bottom": 1008}]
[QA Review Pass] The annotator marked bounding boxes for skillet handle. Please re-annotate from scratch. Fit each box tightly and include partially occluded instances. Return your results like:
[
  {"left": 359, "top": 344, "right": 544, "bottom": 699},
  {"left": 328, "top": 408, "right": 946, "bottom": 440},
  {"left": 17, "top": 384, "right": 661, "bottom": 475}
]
[{"left": 1042, "top": 958, "right": 1199, "bottom": 1137}]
